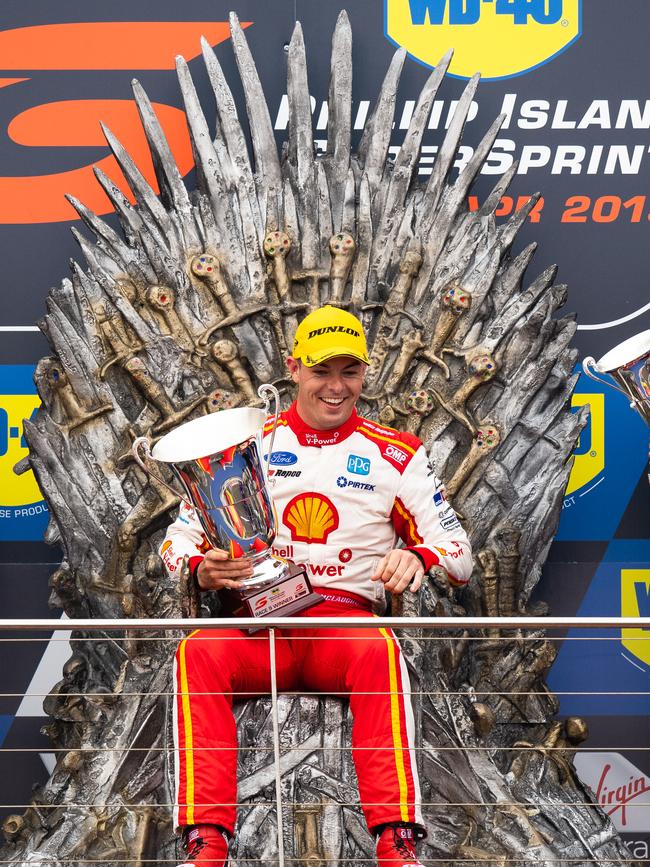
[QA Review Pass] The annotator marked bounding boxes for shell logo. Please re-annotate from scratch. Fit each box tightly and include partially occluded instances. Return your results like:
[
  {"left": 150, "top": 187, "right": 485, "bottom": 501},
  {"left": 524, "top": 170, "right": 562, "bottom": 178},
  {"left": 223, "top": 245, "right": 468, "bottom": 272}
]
[{"left": 283, "top": 493, "right": 339, "bottom": 544}]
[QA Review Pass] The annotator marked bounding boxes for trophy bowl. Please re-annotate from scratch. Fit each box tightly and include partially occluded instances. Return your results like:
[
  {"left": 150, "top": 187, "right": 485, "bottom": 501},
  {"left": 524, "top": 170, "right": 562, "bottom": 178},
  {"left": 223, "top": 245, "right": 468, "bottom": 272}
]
[
  {"left": 583, "top": 328, "right": 650, "bottom": 426},
  {"left": 132, "top": 386, "right": 322, "bottom": 618}
]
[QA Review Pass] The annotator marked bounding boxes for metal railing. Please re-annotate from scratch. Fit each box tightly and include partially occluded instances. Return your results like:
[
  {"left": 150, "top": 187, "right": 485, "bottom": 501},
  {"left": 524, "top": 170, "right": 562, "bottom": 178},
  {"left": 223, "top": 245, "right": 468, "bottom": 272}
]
[{"left": 0, "top": 615, "right": 647, "bottom": 865}]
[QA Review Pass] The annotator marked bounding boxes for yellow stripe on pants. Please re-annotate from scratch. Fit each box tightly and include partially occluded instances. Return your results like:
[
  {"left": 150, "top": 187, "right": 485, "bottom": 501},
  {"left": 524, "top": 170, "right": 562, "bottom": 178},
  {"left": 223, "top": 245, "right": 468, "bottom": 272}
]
[
  {"left": 379, "top": 627, "right": 410, "bottom": 822},
  {"left": 178, "top": 632, "right": 198, "bottom": 825}
]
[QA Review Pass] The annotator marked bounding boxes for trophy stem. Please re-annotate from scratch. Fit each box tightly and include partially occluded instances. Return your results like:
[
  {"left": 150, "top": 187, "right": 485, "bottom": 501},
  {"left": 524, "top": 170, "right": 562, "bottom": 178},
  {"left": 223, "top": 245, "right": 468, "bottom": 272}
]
[{"left": 242, "top": 556, "right": 289, "bottom": 588}]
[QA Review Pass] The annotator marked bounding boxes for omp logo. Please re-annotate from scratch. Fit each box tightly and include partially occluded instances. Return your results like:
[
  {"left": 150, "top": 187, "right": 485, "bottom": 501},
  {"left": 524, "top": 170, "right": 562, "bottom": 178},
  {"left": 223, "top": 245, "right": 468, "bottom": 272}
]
[
  {"left": 564, "top": 393, "right": 604, "bottom": 501},
  {"left": 0, "top": 366, "right": 48, "bottom": 540},
  {"left": 621, "top": 569, "right": 650, "bottom": 668},
  {"left": 385, "top": 444, "right": 408, "bottom": 464},
  {"left": 0, "top": 21, "right": 250, "bottom": 223},
  {"left": 385, "top": 0, "right": 581, "bottom": 80}
]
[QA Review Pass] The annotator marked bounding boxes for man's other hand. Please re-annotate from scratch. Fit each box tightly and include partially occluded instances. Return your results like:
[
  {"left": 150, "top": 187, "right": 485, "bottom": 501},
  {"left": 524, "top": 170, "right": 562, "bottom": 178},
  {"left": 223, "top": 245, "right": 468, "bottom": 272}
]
[
  {"left": 371, "top": 550, "right": 425, "bottom": 595},
  {"left": 196, "top": 549, "right": 254, "bottom": 591}
]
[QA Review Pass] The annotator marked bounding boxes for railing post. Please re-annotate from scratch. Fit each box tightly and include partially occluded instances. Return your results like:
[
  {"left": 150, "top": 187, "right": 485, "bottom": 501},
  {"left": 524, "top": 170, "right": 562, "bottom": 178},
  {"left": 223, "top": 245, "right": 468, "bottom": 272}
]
[{"left": 268, "top": 627, "right": 286, "bottom": 867}]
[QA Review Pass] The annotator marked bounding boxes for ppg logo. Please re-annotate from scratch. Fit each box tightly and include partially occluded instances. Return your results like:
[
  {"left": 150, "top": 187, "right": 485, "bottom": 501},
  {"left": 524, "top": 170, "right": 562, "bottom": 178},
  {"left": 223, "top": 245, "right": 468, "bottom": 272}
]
[{"left": 347, "top": 455, "right": 371, "bottom": 476}]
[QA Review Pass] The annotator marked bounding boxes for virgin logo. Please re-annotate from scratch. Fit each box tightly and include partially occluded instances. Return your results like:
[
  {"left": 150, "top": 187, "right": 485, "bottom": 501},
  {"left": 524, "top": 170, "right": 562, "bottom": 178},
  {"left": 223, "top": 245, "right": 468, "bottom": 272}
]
[
  {"left": 574, "top": 752, "right": 650, "bottom": 832},
  {"left": 596, "top": 763, "right": 650, "bottom": 827}
]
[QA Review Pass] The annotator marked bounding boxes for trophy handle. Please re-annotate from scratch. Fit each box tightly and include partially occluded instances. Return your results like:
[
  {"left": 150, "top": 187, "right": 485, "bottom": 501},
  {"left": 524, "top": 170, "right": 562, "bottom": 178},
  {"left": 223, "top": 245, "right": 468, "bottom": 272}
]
[
  {"left": 131, "top": 437, "right": 193, "bottom": 508},
  {"left": 257, "top": 384, "right": 281, "bottom": 476},
  {"left": 582, "top": 357, "right": 636, "bottom": 408}
]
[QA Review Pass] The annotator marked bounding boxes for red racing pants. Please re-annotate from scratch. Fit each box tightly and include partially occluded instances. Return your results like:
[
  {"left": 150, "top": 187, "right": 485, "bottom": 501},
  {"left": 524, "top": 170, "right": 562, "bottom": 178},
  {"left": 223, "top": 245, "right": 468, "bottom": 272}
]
[{"left": 173, "top": 596, "right": 423, "bottom": 834}]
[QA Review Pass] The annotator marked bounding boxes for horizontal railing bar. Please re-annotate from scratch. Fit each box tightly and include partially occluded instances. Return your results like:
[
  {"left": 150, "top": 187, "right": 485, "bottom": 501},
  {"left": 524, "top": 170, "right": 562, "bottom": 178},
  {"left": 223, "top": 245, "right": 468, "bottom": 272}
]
[
  {"left": 0, "top": 635, "right": 647, "bottom": 643},
  {"left": 0, "top": 860, "right": 641, "bottom": 864},
  {"left": 0, "top": 616, "right": 647, "bottom": 630},
  {"left": 0, "top": 801, "right": 637, "bottom": 808},
  {"left": 1, "top": 690, "right": 647, "bottom": 697},
  {"left": 1, "top": 746, "right": 649, "bottom": 753}
]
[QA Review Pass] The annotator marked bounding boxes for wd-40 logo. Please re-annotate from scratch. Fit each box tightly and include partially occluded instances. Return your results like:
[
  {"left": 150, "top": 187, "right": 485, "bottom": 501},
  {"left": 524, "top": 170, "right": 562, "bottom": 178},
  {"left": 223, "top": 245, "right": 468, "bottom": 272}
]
[
  {"left": 565, "top": 392, "right": 604, "bottom": 500},
  {"left": 0, "top": 366, "right": 48, "bottom": 540},
  {"left": 557, "top": 370, "right": 647, "bottom": 542},
  {"left": 385, "top": 0, "right": 581, "bottom": 80},
  {"left": 621, "top": 569, "right": 650, "bottom": 668}
]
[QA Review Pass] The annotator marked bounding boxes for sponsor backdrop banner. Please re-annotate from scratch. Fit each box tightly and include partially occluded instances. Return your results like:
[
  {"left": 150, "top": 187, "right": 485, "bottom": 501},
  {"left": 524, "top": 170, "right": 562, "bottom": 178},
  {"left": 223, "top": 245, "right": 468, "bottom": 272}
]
[{"left": 0, "top": 0, "right": 648, "bottom": 854}]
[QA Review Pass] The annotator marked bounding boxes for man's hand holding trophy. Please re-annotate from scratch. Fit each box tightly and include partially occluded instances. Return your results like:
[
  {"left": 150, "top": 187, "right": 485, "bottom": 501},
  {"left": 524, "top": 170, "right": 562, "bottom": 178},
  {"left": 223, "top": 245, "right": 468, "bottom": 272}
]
[{"left": 132, "top": 384, "right": 323, "bottom": 618}]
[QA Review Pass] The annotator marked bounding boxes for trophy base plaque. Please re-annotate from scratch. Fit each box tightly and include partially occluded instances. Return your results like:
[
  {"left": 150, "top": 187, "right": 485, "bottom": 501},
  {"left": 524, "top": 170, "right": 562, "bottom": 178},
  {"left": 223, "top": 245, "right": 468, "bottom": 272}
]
[{"left": 239, "top": 560, "right": 323, "bottom": 619}]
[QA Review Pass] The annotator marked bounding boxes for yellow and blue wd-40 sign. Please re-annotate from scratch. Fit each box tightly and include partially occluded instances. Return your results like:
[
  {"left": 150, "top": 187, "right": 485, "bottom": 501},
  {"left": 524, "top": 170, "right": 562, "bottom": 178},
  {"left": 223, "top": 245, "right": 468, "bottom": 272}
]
[
  {"left": 621, "top": 569, "right": 650, "bottom": 668},
  {"left": 0, "top": 366, "right": 48, "bottom": 541},
  {"left": 548, "top": 368, "right": 650, "bottom": 716},
  {"left": 548, "top": 544, "right": 650, "bottom": 716},
  {"left": 557, "top": 371, "right": 647, "bottom": 542},
  {"left": 385, "top": 0, "right": 581, "bottom": 80}
]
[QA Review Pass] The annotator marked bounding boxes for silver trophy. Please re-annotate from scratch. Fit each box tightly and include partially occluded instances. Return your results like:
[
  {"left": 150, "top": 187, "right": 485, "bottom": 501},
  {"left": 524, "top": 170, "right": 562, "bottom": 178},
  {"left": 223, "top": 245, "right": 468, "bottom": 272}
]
[
  {"left": 132, "top": 384, "right": 322, "bottom": 618},
  {"left": 583, "top": 329, "right": 650, "bottom": 425}
]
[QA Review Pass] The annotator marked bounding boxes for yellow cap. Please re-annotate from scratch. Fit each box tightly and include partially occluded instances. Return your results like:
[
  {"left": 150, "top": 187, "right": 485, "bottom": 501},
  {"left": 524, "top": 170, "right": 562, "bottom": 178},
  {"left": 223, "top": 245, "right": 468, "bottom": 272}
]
[{"left": 292, "top": 305, "right": 369, "bottom": 367}]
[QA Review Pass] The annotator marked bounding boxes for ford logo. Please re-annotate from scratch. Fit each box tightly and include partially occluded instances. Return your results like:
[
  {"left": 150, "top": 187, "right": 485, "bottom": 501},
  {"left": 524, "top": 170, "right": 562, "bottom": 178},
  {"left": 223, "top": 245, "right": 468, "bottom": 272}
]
[{"left": 268, "top": 451, "right": 298, "bottom": 466}]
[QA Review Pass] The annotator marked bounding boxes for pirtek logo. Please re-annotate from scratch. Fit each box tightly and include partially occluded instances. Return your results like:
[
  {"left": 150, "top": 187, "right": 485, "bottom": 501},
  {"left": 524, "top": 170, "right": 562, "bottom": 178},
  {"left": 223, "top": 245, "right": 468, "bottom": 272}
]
[
  {"left": 308, "top": 326, "right": 360, "bottom": 338},
  {"left": 336, "top": 476, "right": 375, "bottom": 491},
  {"left": 0, "top": 21, "right": 251, "bottom": 224}
]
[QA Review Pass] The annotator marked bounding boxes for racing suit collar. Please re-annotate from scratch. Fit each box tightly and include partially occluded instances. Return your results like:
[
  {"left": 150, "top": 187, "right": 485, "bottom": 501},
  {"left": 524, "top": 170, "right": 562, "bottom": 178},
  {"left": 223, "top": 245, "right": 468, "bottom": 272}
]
[{"left": 286, "top": 401, "right": 360, "bottom": 447}]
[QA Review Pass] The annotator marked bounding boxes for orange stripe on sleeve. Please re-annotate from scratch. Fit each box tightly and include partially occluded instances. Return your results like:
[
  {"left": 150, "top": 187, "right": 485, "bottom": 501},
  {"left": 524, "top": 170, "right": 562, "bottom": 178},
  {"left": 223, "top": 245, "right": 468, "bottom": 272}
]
[
  {"left": 357, "top": 423, "right": 417, "bottom": 455},
  {"left": 391, "top": 497, "right": 424, "bottom": 546}
]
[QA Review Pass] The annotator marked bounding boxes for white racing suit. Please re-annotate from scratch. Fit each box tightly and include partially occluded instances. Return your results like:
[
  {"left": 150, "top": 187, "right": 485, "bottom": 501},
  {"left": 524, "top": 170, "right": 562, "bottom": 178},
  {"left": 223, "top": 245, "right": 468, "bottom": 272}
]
[{"left": 163, "top": 403, "right": 473, "bottom": 833}]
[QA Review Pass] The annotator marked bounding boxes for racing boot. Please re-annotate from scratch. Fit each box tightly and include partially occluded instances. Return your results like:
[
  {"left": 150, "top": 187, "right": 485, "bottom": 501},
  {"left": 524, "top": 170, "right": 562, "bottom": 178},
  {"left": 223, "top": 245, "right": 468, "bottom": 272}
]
[
  {"left": 375, "top": 824, "right": 426, "bottom": 867},
  {"left": 178, "top": 824, "right": 229, "bottom": 867}
]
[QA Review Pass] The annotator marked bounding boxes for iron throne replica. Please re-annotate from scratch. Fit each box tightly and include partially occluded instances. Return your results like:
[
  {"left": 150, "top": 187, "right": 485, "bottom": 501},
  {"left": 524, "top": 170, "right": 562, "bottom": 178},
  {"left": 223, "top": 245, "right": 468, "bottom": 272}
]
[{"left": 2, "top": 10, "right": 633, "bottom": 867}]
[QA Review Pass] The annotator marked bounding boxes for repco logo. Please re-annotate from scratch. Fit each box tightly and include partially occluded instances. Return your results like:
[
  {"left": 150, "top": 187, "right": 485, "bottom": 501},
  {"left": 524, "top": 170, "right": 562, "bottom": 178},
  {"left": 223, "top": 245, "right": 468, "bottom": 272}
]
[
  {"left": 385, "top": 0, "right": 581, "bottom": 80},
  {"left": 0, "top": 20, "right": 250, "bottom": 224}
]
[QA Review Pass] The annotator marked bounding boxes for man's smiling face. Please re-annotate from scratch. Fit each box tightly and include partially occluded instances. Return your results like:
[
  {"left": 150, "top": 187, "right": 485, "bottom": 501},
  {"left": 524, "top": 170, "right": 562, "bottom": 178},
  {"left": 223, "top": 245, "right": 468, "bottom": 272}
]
[{"left": 286, "top": 355, "right": 367, "bottom": 430}]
